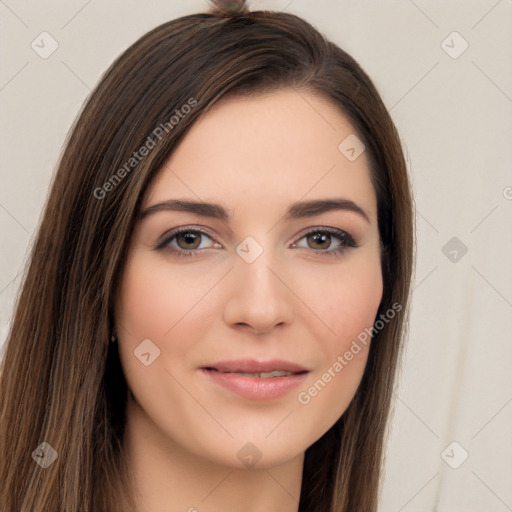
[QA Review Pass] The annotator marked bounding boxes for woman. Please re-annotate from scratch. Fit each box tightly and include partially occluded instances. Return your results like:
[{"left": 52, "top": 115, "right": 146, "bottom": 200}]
[{"left": 0, "top": 1, "right": 414, "bottom": 510}]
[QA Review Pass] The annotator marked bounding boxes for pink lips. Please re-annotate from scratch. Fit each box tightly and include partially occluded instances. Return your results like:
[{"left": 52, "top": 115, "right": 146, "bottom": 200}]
[{"left": 200, "top": 359, "right": 310, "bottom": 401}]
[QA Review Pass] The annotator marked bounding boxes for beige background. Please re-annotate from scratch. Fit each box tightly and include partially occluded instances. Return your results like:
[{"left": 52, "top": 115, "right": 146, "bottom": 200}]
[{"left": 1, "top": 1, "right": 511, "bottom": 510}]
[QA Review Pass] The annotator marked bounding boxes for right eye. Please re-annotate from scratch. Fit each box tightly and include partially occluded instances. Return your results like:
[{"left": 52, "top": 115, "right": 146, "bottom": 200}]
[{"left": 155, "top": 227, "right": 222, "bottom": 257}]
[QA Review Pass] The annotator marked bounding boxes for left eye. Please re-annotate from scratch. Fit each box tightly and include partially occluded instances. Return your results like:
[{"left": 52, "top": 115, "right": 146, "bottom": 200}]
[{"left": 291, "top": 228, "right": 358, "bottom": 255}]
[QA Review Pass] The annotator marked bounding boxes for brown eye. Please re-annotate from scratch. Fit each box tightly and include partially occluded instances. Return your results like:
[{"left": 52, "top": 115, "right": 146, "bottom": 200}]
[
  {"left": 307, "top": 232, "right": 332, "bottom": 250},
  {"left": 155, "top": 227, "right": 221, "bottom": 258},
  {"left": 292, "top": 227, "right": 358, "bottom": 257},
  {"left": 175, "top": 231, "right": 202, "bottom": 250}
]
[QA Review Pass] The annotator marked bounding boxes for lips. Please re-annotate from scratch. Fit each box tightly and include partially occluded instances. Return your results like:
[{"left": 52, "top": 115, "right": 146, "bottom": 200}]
[{"left": 200, "top": 359, "right": 310, "bottom": 401}]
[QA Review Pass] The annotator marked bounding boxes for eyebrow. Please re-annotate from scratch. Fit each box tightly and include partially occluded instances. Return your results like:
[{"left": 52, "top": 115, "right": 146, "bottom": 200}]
[{"left": 140, "top": 198, "right": 371, "bottom": 224}]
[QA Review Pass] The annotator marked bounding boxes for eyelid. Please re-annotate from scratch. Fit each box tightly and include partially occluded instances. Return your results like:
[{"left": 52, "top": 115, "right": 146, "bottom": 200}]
[
  {"left": 292, "top": 226, "right": 358, "bottom": 248},
  {"left": 154, "top": 225, "right": 220, "bottom": 251}
]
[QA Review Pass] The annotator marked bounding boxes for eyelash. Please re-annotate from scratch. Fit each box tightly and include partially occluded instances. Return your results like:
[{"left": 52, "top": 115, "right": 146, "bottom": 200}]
[{"left": 155, "top": 225, "right": 359, "bottom": 258}]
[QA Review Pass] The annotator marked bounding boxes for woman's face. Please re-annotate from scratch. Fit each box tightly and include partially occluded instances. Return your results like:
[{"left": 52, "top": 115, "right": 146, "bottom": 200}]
[{"left": 115, "top": 88, "right": 383, "bottom": 469}]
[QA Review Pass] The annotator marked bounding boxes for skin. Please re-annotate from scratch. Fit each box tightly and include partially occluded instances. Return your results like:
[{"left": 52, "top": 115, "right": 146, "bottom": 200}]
[{"left": 115, "top": 88, "right": 383, "bottom": 512}]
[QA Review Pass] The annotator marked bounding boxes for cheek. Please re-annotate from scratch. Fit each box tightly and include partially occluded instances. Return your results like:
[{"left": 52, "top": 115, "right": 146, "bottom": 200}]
[
  {"left": 117, "top": 254, "right": 212, "bottom": 341},
  {"left": 305, "top": 250, "right": 383, "bottom": 349},
  {"left": 115, "top": 253, "right": 225, "bottom": 386},
  {"left": 114, "top": 254, "right": 216, "bottom": 425},
  {"left": 292, "top": 251, "right": 382, "bottom": 435},
  {"left": 114, "top": 258, "right": 176, "bottom": 389}
]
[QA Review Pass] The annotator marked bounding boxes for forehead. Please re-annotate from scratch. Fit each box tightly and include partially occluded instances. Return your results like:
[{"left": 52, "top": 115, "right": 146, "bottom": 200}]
[{"left": 144, "top": 89, "right": 376, "bottom": 219}]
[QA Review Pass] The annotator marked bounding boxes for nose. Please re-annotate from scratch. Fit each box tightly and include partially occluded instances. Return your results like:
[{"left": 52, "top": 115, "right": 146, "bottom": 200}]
[{"left": 222, "top": 247, "right": 294, "bottom": 335}]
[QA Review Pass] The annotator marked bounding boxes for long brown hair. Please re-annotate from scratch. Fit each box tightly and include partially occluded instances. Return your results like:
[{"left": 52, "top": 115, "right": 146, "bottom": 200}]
[{"left": 0, "top": 8, "right": 414, "bottom": 512}]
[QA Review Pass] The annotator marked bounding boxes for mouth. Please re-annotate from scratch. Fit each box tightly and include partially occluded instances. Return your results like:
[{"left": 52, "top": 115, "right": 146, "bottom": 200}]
[
  {"left": 201, "top": 359, "right": 310, "bottom": 377},
  {"left": 203, "top": 368, "right": 306, "bottom": 379},
  {"left": 200, "top": 359, "right": 310, "bottom": 401}
]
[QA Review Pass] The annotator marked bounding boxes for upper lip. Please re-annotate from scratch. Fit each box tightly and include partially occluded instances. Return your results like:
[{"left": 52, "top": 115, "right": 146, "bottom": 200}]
[{"left": 201, "top": 359, "right": 310, "bottom": 374}]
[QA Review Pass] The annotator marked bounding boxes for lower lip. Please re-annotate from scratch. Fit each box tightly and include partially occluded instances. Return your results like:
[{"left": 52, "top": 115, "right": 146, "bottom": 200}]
[{"left": 201, "top": 369, "right": 309, "bottom": 401}]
